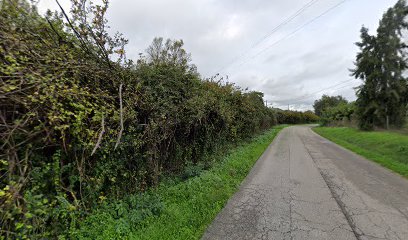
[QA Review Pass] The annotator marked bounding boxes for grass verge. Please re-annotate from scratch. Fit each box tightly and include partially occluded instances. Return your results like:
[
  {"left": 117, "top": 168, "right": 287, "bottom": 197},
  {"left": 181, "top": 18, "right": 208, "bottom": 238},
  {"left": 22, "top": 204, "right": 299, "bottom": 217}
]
[
  {"left": 72, "top": 125, "right": 286, "bottom": 239},
  {"left": 313, "top": 127, "right": 408, "bottom": 178}
]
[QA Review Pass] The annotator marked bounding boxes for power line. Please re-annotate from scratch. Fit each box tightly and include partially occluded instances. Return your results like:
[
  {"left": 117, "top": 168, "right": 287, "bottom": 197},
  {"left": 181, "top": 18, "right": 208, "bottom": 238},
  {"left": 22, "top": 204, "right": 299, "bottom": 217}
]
[
  {"left": 291, "top": 82, "right": 358, "bottom": 104},
  {"left": 254, "top": 0, "right": 347, "bottom": 59},
  {"left": 288, "top": 81, "right": 358, "bottom": 106},
  {"left": 268, "top": 77, "right": 357, "bottom": 104},
  {"left": 252, "top": 0, "right": 320, "bottom": 48},
  {"left": 213, "top": 0, "right": 320, "bottom": 75},
  {"left": 290, "top": 78, "right": 355, "bottom": 103},
  {"left": 224, "top": 0, "right": 348, "bottom": 76},
  {"left": 290, "top": 79, "right": 357, "bottom": 103},
  {"left": 331, "top": 81, "right": 360, "bottom": 92}
]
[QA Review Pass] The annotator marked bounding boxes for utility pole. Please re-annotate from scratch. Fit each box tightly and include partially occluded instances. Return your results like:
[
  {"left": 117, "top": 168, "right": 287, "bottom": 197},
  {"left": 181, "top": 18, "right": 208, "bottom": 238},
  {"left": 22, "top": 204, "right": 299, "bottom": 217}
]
[{"left": 288, "top": 104, "right": 290, "bottom": 111}]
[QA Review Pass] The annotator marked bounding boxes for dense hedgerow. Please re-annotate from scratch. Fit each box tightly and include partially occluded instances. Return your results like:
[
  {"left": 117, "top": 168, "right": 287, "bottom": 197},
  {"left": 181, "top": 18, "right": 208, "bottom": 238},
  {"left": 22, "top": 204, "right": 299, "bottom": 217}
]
[
  {"left": 276, "top": 110, "right": 319, "bottom": 124},
  {"left": 0, "top": 1, "right": 277, "bottom": 238}
]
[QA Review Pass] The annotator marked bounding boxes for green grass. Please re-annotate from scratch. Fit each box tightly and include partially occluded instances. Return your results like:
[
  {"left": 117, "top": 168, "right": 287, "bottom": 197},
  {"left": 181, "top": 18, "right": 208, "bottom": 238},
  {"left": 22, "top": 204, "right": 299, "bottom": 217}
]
[
  {"left": 72, "top": 125, "right": 286, "bottom": 239},
  {"left": 313, "top": 127, "right": 408, "bottom": 178}
]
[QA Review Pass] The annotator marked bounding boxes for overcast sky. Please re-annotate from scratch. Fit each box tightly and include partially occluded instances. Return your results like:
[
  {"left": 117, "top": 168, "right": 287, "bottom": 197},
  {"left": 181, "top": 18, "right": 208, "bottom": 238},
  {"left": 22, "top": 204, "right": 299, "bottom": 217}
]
[{"left": 38, "top": 0, "right": 398, "bottom": 110}]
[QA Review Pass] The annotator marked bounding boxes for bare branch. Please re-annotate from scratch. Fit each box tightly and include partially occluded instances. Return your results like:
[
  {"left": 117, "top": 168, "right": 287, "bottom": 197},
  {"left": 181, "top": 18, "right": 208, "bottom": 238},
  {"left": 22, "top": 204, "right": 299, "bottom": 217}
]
[
  {"left": 115, "top": 84, "right": 123, "bottom": 150},
  {"left": 91, "top": 115, "right": 105, "bottom": 156},
  {"left": 55, "top": 0, "right": 90, "bottom": 53}
]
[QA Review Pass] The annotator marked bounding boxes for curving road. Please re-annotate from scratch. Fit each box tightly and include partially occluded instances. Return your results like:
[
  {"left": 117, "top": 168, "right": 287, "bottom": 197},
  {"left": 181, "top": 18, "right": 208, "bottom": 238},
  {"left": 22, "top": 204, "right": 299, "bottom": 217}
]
[{"left": 202, "top": 126, "right": 408, "bottom": 240}]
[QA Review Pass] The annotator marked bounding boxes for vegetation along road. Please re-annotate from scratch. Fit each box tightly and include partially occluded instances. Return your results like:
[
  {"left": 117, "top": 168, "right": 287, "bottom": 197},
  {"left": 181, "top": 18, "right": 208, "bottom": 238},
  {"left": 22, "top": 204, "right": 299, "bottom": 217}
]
[
  {"left": 202, "top": 126, "right": 408, "bottom": 240},
  {"left": 2, "top": 0, "right": 408, "bottom": 238}
]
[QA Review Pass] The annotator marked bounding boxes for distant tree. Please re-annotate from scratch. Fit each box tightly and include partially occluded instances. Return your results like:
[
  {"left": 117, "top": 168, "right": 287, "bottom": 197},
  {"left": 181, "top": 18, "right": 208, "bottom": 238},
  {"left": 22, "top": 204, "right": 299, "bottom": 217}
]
[
  {"left": 313, "top": 95, "right": 348, "bottom": 116},
  {"left": 352, "top": 0, "right": 408, "bottom": 130},
  {"left": 276, "top": 109, "right": 319, "bottom": 124},
  {"left": 145, "top": 37, "right": 194, "bottom": 69}
]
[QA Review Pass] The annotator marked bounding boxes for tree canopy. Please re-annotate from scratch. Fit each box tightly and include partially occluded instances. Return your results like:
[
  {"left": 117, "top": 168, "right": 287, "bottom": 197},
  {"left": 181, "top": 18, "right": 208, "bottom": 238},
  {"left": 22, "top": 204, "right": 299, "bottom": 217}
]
[
  {"left": 313, "top": 94, "right": 348, "bottom": 117},
  {"left": 352, "top": 0, "right": 408, "bottom": 130}
]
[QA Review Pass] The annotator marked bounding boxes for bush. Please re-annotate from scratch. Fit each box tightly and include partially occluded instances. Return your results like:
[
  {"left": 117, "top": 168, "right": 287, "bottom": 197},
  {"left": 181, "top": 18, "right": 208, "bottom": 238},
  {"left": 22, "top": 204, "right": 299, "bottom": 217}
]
[
  {"left": 0, "top": 1, "right": 277, "bottom": 238},
  {"left": 276, "top": 110, "right": 319, "bottom": 124},
  {"left": 320, "top": 102, "right": 356, "bottom": 127}
]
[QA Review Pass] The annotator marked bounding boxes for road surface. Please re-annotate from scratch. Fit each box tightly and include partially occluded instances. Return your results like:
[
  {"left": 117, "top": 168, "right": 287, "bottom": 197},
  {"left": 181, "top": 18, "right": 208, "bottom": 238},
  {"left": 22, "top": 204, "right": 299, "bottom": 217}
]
[{"left": 202, "top": 126, "right": 408, "bottom": 240}]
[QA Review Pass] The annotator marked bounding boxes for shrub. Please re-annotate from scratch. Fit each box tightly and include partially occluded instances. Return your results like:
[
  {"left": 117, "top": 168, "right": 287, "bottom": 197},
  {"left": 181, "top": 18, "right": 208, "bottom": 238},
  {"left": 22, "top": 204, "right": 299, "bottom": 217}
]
[
  {"left": 276, "top": 110, "right": 319, "bottom": 124},
  {"left": 0, "top": 1, "right": 277, "bottom": 238}
]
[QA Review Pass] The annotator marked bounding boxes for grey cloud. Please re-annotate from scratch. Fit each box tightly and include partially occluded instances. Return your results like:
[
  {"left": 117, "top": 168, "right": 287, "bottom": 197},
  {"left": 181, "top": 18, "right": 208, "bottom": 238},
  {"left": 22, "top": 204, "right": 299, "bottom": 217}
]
[{"left": 38, "top": 0, "right": 399, "bottom": 110}]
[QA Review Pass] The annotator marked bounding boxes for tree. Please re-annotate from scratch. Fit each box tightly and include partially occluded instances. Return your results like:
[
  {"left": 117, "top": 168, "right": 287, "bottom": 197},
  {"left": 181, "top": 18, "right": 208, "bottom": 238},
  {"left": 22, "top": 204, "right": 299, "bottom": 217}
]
[
  {"left": 352, "top": 27, "right": 379, "bottom": 130},
  {"left": 352, "top": 0, "right": 408, "bottom": 130},
  {"left": 313, "top": 94, "right": 348, "bottom": 116},
  {"left": 145, "top": 37, "right": 194, "bottom": 70},
  {"left": 375, "top": 0, "right": 408, "bottom": 128},
  {"left": 320, "top": 102, "right": 356, "bottom": 126}
]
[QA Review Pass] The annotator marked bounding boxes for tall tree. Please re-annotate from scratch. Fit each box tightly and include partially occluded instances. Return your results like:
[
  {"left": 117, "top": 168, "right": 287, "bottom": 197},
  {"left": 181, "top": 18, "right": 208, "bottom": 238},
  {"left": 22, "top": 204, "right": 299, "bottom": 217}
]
[
  {"left": 352, "top": 0, "right": 408, "bottom": 130},
  {"left": 352, "top": 27, "right": 380, "bottom": 130},
  {"left": 376, "top": 0, "right": 408, "bottom": 128}
]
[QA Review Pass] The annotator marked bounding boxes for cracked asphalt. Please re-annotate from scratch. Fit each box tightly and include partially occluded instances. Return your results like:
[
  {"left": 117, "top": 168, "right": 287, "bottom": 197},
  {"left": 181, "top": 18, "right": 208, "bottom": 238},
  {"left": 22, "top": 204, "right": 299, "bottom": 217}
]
[{"left": 202, "top": 126, "right": 408, "bottom": 240}]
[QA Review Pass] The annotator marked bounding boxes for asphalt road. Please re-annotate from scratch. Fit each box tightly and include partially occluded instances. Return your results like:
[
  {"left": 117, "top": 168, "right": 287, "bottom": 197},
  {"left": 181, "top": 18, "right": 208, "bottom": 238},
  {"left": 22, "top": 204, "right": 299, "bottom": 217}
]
[{"left": 202, "top": 126, "right": 408, "bottom": 240}]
